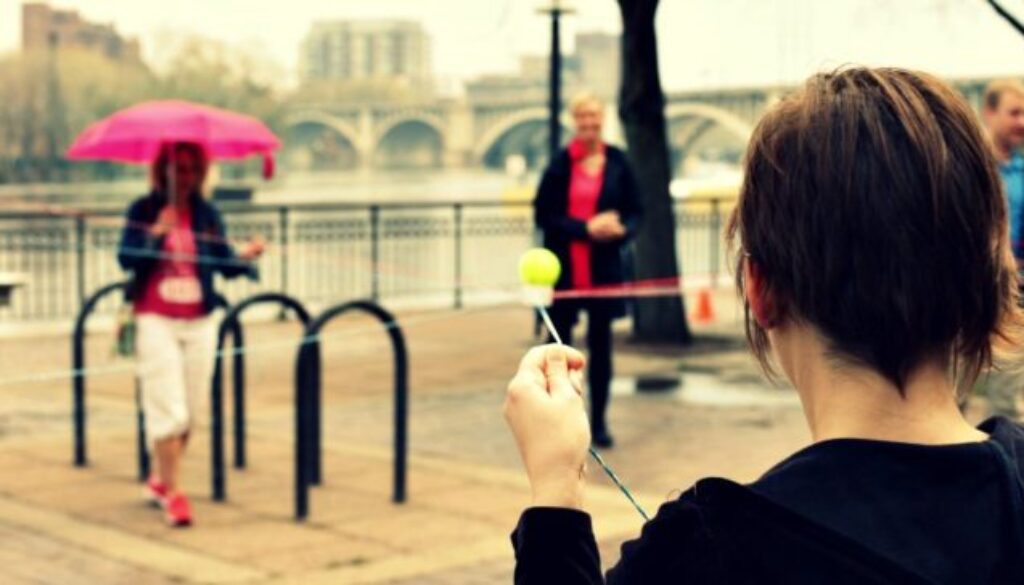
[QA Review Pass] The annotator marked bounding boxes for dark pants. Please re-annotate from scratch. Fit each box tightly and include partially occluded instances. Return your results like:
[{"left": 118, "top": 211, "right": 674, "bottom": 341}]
[{"left": 549, "top": 301, "right": 613, "bottom": 433}]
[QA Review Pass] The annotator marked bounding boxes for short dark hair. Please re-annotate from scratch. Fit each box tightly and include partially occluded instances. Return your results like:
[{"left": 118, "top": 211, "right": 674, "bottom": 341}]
[{"left": 727, "top": 67, "right": 1022, "bottom": 391}]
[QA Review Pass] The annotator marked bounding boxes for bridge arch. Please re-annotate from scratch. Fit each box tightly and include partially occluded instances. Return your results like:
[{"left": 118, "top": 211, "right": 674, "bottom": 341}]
[
  {"left": 373, "top": 116, "right": 446, "bottom": 169},
  {"left": 284, "top": 112, "right": 364, "bottom": 170},
  {"left": 665, "top": 102, "right": 754, "bottom": 145},
  {"left": 373, "top": 114, "right": 446, "bottom": 146},
  {"left": 666, "top": 102, "right": 754, "bottom": 176},
  {"left": 474, "top": 107, "right": 574, "bottom": 165},
  {"left": 285, "top": 111, "right": 362, "bottom": 151}
]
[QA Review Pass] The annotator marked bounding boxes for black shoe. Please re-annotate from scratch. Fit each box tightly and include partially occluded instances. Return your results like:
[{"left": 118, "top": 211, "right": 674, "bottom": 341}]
[{"left": 592, "top": 428, "right": 615, "bottom": 449}]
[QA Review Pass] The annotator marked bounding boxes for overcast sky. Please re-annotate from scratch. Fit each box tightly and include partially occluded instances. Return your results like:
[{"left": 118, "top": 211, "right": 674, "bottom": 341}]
[{"left": 3, "top": 0, "right": 1024, "bottom": 90}]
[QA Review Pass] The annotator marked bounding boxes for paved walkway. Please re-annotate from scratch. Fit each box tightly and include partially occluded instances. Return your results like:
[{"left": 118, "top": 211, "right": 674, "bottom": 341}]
[{"left": 1, "top": 293, "right": 972, "bottom": 583}]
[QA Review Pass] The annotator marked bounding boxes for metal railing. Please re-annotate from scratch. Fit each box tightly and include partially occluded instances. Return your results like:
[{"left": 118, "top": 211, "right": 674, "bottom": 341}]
[{"left": 0, "top": 197, "right": 732, "bottom": 321}]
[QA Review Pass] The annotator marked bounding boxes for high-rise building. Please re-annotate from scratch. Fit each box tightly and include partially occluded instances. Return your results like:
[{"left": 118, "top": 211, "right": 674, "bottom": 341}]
[
  {"left": 518, "top": 55, "right": 581, "bottom": 84},
  {"left": 575, "top": 32, "right": 620, "bottom": 101},
  {"left": 21, "top": 2, "right": 141, "bottom": 62},
  {"left": 300, "top": 20, "right": 431, "bottom": 85},
  {"left": 465, "top": 32, "right": 617, "bottom": 105}
]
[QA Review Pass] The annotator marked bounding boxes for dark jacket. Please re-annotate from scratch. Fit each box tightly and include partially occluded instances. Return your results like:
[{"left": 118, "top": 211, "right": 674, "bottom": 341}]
[
  {"left": 117, "top": 191, "right": 256, "bottom": 315},
  {"left": 534, "top": 145, "right": 643, "bottom": 306},
  {"left": 512, "top": 417, "right": 1024, "bottom": 584}
]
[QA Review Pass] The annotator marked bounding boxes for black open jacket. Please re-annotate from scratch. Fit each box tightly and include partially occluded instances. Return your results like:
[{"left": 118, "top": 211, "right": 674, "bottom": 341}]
[
  {"left": 117, "top": 191, "right": 257, "bottom": 314},
  {"left": 512, "top": 417, "right": 1024, "bottom": 584}
]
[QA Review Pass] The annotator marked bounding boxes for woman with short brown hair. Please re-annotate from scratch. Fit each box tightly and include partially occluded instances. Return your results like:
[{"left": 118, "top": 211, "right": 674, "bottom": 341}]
[{"left": 505, "top": 68, "right": 1024, "bottom": 583}]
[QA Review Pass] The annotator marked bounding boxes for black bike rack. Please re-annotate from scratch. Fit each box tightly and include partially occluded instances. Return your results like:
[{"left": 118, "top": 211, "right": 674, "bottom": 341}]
[
  {"left": 72, "top": 281, "right": 130, "bottom": 469},
  {"left": 293, "top": 299, "right": 408, "bottom": 521},
  {"left": 71, "top": 282, "right": 236, "bottom": 483},
  {"left": 210, "top": 292, "right": 309, "bottom": 502}
]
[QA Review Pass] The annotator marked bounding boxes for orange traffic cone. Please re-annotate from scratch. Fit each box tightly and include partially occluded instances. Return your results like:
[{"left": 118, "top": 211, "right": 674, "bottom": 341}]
[{"left": 691, "top": 288, "right": 716, "bottom": 324}]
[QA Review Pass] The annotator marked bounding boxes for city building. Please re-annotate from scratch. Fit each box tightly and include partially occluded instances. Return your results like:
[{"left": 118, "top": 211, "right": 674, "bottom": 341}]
[
  {"left": 299, "top": 20, "right": 431, "bottom": 86},
  {"left": 465, "top": 31, "right": 618, "bottom": 105},
  {"left": 466, "top": 55, "right": 581, "bottom": 105},
  {"left": 21, "top": 2, "right": 141, "bottom": 62},
  {"left": 575, "top": 32, "right": 620, "bottom": 100}
]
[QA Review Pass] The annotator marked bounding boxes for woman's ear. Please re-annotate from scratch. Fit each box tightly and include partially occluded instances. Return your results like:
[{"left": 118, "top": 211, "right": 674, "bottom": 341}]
[{"left": 744, "top": 259, "right": 779, "bottom": 329}]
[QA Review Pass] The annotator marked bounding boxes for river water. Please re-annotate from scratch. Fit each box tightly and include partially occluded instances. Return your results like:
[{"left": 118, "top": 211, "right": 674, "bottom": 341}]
[
  {"left": 0, "top": 162, "right": 741, "bottom": 209},
  {"left": 0, "top": 168, "right": 533, "bottom": 209}
]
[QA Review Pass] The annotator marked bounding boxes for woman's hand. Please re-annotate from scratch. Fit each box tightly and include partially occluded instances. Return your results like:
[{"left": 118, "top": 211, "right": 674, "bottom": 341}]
[
  {"left": 504, "top": 345, "right": 591, "bottom": 510},
  {"left": 587, "top": 211, "right": 626, "bottom": 242},
  {"left": 150, "top": 206, "right": 178, "bottom": 237},
  {"left": 238, "top": 235, "right": 266, "bottom": 261}
]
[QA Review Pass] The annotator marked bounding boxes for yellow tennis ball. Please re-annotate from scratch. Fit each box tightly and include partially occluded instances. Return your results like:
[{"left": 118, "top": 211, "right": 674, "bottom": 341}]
[{"left": 518, "top": 248, "right": 561, "bottom": 287}]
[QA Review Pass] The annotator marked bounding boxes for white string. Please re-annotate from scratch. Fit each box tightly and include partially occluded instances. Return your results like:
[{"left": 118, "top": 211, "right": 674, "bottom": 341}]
[
  {"left": 0, "top": 302, "right": 503, "bottom": 389},
  {"left": 533, "top": 301, "right": 650, "bottom": 521}
]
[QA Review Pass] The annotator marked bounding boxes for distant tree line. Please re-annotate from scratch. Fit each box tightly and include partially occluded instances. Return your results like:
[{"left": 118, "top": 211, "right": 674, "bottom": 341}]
[{"left": 0, "top": 35, "right": 284, "bottom": 184}]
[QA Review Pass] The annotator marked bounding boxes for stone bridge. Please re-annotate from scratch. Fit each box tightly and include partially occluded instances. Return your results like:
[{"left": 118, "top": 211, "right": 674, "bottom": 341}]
[{"left": 283, "top": 78, "right": 991, "bottom": 172}]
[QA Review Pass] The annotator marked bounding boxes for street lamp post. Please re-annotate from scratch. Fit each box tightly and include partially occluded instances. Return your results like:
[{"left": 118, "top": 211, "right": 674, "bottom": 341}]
[
  {"left": 533, "top": 2, "right": 576, "bottom": 339},
  {"left": 538, "top": 1, "right": 575, "bottom": 160}
]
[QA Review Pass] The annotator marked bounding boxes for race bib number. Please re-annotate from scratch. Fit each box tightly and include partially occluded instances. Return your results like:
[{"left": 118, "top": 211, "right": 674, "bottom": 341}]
[{"left": 157, "top": 276, "right": 202, "bottom": 304}]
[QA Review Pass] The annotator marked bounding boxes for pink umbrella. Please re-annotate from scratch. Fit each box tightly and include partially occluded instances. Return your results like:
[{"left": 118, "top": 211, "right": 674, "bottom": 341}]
[{"left": 66, "top": 100, "right": 281, "bottom": 177}]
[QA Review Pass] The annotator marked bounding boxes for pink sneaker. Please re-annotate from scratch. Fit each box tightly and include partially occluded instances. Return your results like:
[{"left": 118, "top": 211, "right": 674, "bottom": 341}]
[
  {"left": 164, "top": 493, "right": 193, "bottom": 527},
  {"left": 144, "top": 477, "right": 168, "bottom": 507}
]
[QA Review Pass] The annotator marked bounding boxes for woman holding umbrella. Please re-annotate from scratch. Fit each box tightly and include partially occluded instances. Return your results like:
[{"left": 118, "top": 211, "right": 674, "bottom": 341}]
[
  {"left": 118, "top": 142, "right": 264, "bottom": 526},
  {"left": 69, "top": 100, "right": 279, "bottom": 527}
]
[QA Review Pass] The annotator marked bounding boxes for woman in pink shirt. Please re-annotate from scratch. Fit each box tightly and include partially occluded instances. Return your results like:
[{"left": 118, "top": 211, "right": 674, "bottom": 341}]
[
  {"left": 533, "top": 92, "right": 643, "bottom": 448},
  {"left": 118, "top": 142, "right": 264, "bottom": 526}
]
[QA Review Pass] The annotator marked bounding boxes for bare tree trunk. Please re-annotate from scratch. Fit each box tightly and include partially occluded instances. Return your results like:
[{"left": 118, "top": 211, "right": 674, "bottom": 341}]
[{"left": 617, "top": 0, "right": 692, "bottom": 344}]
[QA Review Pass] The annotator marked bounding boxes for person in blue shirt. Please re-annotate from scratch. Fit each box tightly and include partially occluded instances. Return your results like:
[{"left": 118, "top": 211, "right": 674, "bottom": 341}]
[{"left": 983, "top": 79, "right": 1024, "bottom": 420}]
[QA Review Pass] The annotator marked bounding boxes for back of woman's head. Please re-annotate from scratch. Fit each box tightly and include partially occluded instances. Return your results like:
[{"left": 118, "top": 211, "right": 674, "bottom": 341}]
[{"left": 728, "top": 67, "right": 1023, "bottom": 390}]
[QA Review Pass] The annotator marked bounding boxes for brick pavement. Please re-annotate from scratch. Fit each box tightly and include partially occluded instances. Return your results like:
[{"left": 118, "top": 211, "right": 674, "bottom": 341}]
[{"left": 0, "top": 297, "right": 889, "bottom": 583}]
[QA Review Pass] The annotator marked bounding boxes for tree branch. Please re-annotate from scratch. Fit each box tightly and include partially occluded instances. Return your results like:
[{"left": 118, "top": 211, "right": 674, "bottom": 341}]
[{"left": 987, "top": 0, "right": 1024, "bottom": 38}]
